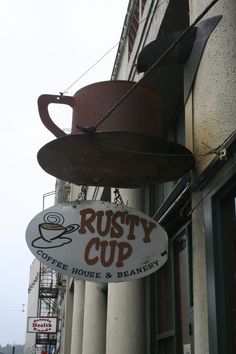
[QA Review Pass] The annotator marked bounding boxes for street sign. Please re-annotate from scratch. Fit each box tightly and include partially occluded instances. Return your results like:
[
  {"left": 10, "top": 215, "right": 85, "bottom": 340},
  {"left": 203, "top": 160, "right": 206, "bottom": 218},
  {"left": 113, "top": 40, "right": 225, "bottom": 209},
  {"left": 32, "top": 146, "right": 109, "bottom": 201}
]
[{"left": 27, "top": 317, "right": 57, "bottom": 333}]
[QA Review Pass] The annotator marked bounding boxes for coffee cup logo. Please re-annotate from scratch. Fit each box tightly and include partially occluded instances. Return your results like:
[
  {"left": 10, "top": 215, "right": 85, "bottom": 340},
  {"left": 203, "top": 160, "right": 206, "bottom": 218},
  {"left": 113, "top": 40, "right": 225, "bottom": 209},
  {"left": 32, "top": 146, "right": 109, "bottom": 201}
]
[{"left": 32, "top": 212, "right": 79, "bottom": 249}]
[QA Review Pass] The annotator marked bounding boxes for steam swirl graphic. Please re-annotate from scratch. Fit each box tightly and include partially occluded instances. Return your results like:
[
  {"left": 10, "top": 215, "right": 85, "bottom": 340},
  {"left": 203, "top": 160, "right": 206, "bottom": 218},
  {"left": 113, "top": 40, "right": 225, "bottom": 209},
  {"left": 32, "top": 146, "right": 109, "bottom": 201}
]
[{"left": 43, "top": 212, "right": 65, "bottom": 225}]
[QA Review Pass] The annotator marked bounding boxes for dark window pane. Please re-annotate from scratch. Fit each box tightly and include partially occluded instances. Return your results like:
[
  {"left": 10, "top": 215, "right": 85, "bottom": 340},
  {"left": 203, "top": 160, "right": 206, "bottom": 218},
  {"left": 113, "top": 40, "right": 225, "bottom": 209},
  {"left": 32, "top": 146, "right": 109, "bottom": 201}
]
[
  {"left": 176, "top": 113, "right": 185, "bottom": 145},
  {"left": 175, "top": 235, "right": 191, "bottom": 348},
  {"left": 158, "top": 337, "right": 174, "bottom": 354},
  {"left": 157, "top": 258, "right": 173, "bottom": 333},
  {"left": 220, "top": 189, "right": 236, "bottom": 350}
]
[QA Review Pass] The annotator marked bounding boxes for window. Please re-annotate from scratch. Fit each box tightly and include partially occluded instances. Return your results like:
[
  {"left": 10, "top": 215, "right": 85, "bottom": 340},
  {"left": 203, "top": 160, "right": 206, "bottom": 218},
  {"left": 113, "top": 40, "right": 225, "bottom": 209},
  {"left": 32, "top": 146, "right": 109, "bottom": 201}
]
[
  {"left": 201, "top": 145, "right": 236, "bottom": 353},
  {"left": 147, "top": 0, "right": 192, "bottom": 351},
  {"left": 141, "top": 0, "right": 147, "bottom": 14},
  {"left": 208, "top": 176, "right": 236, "bottom": 353},
  {"left": 150, "top": 224, "right": 193, "bottom": 354},
  {"left": 128, "top": 1, "right": 140, "bottom": 59},
  {"left": 220, "top": 187, "right": 236, "bottom": 351}
]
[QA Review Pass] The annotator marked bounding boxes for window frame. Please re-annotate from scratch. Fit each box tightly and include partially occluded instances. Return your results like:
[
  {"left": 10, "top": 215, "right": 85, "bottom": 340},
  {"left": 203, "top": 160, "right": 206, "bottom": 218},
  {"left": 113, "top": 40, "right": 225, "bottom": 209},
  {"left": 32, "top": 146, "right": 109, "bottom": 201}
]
[
  {"left": 150, "top": 220, "right": 194, "bottom": 354},
  {"left": 203, "top": 156, "right": 236, "bottom": 354}
]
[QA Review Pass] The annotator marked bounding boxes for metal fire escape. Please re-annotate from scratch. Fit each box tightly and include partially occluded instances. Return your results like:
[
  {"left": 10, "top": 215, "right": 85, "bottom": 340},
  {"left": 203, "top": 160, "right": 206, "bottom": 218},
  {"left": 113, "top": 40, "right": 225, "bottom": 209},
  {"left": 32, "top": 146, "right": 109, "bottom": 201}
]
[
  {"left": 36, "top": 263, "right": 58, "bottom": 351},
  {"left": 35, "top": 187, "right": 69, "bottom": 354}
]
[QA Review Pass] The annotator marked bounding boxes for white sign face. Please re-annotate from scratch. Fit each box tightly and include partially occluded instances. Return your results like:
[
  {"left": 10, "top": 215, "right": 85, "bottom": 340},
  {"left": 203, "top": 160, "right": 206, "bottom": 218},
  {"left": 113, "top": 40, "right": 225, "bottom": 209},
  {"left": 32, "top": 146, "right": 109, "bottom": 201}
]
[
  {"left": 27, "top": 317, "right": 57, "bottom": 333},
  {"left": 26, "top": 201, "right": 168, "bottom": 283}
]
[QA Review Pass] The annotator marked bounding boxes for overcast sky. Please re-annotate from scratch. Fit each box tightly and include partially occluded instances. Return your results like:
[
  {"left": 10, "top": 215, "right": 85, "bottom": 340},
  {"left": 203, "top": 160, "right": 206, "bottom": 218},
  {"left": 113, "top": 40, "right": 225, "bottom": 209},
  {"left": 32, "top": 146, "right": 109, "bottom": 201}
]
[{"left": 0, "top": 0, "right": 128, "bottom": 346}]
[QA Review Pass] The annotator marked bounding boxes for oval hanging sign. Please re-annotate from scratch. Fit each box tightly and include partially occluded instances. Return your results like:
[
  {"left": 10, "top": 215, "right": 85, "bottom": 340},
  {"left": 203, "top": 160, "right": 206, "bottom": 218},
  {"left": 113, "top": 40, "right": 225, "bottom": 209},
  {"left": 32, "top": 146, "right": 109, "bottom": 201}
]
[{"left": 26, "top": 201, "right": 168, "bottom": 283}]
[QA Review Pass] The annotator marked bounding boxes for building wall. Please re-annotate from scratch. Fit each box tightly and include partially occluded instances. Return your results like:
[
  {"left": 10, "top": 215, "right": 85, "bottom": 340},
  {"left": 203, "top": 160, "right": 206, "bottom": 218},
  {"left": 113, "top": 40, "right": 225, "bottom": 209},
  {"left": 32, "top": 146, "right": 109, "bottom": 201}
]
[
  {"left": 24, "top": 260, "right": 40, "bottom": 354},
  {"left": 30, "top": 1, "right": 236, "bottom": 354},
  {"left": 110, "top": 0, "right": 236, "bottom": 354},
  {"left": 189, "top": 0, "right": 236, "bottom": 173},
  {"left": 59, "top": 278, "right": 73, "bottom": 354},
  {"left": 189, "top": 2, "right": 236, "bottom": 353}
]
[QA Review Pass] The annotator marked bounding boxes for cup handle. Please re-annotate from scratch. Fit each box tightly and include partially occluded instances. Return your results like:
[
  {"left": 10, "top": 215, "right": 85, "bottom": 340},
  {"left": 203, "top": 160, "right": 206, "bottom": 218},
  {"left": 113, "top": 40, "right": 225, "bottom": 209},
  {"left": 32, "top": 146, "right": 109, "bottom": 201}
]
[
  {"left": 65, "top": 224, "right": 79, "bottom": 234},
  {"left": 38, "top": 94, "right": 75, "bottom": 138}
]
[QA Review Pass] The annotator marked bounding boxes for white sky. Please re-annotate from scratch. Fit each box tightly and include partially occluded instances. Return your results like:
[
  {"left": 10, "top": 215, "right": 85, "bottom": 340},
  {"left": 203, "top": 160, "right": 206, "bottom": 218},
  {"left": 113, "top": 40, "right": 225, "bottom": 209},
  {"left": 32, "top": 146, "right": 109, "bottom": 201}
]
[{"left": 0, "top": 0, "right": 129, "bottom": 346}]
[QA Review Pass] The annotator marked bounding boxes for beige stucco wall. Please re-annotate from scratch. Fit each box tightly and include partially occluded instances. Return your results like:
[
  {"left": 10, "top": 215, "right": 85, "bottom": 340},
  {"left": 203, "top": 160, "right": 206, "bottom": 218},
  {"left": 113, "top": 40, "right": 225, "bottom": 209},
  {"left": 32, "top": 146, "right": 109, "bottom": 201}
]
[
  {"left": 189, "top": 0, "right": 236, "bottom": 173},
  {"left": 188, "top": 2, "right": 236, "bottom": 354}
]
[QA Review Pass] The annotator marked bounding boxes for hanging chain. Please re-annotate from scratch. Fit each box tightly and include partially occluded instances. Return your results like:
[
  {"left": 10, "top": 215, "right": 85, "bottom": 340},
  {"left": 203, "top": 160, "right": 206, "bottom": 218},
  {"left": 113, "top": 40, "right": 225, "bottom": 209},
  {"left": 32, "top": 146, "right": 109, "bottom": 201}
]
[
  {"left": 77, "top": 185, "right": 88, "bottom": 201},
  {"left": 113, "top": 188, "right": 124, "bottom": 205}
]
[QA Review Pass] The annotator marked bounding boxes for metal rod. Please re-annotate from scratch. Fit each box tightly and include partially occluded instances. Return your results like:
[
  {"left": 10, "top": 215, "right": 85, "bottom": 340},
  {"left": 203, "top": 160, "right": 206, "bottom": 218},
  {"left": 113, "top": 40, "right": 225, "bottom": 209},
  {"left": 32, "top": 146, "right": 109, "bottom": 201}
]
[{"left": 153, "top": 184, "right": 190, "bottom": 222}]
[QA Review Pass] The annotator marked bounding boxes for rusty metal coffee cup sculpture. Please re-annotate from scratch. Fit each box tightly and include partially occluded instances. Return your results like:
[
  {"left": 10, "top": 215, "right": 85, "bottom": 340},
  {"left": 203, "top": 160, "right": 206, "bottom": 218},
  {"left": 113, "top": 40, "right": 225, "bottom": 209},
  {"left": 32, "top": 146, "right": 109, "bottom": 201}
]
[{"left": 37, "top": 80, "right": 195, "bottom": 188}]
